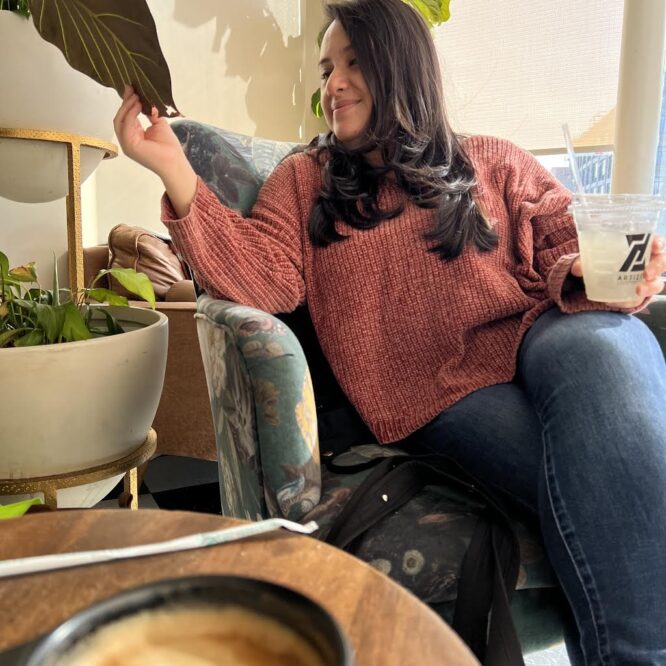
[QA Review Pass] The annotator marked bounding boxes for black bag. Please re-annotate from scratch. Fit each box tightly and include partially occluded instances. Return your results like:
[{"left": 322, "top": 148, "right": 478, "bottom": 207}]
[{"left": 324, "top": 453, "right": 525, "bottom": 666}]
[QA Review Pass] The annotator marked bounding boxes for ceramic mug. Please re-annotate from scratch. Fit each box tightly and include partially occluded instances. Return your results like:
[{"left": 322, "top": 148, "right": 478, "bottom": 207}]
[{"left": 4, "top": 575, "right": 353, "bottom": 666}]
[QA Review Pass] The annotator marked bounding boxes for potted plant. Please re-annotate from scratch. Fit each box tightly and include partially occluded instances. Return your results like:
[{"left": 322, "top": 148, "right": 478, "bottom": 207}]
[
  {"left": 0, "top": 0, "right": 177, "bottom": 507},
  {"left": 0, "top": 252, "right": 168, "bottom": 508}
]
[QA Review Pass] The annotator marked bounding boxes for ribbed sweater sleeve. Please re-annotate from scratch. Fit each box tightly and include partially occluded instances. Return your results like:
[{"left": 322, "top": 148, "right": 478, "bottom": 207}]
[
  {"left": 161, "top": 156, "right": 306, "bottom": 313},
  {"left": 500, "top": 140, "right": 648, "bottom": 315}
]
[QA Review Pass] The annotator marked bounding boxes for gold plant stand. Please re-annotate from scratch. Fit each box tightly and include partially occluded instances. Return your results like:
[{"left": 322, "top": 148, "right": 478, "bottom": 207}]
[
  {"left": 0, "top": 429, "right": 156, "bottom": 511},
  {"left": 0, "top": 127, "right": 117, "bottom": 293}
]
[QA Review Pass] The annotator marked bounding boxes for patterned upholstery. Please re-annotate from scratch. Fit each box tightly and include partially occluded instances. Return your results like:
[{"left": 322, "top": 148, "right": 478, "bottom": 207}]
[{"left": 174, "top": 119, "right": 666, "bottom": 652}]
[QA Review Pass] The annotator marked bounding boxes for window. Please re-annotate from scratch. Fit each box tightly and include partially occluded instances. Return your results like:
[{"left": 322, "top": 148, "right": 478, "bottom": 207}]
[
  {"left": 536, "top": 152, "right": 613, "bottom": 194},
  {"left": 433, "top": 0, "right": 623, "bottom": 154},
  {"left": 654, "top": 68, "right": 666, "bottom": 196}
]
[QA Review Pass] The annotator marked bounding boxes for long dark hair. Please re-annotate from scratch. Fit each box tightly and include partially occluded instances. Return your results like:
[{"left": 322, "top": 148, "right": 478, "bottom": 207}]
[{"left": 308, "top": 0, "right": 497, "bottom": 260}]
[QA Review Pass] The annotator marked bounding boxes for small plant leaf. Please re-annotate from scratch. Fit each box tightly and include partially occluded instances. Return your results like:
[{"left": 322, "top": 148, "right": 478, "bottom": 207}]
[
  {"left": 404, "top": 0, "right": 451, "bottom": 26},
  {"left": 87, "top": 288, "right": 129, "bottom": 307},
  {"left": 311, "top": 89, "right": 323, "bottom": 118},
  {"left": 28, "top": 0, "right": 181, "bottom": 118},
  {"left": 93, "top": 307, "right": 126, "bottom": 336},
  {"left": 102, "top": 268, "right": 156, "bottom": 308},
  {"left": 14, "top": 330, "right": 44, "bottom": 347},
  {"left": 8, "top": 263, "right": 37, "bottom": 283},
  {"left": 0, "top": 328, "right": 25, "bottom": 348},
  {"left": 35, "top": 303, "right": 65, "bottom": 343},
  {"left": 27, "top": 288, "right": 52, "bottom": 304},
  {"left": 60, "top": 301, "right": 91, "bottom": 342},
  {"left": 52, "top": 253, "right": 60, "bottom": 307},
  {"left": 0, "top": 0, "right": 30, "bottom": 17},
  {"left": 0, "top": 252, "right": 9, "bottom": 279},
  {"left": 0, "top": 302, "right": 7, "bottom": 317}
]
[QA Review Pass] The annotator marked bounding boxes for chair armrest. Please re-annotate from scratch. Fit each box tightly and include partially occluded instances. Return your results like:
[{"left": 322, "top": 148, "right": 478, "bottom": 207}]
[
  {"left": 165, "top": 279, "right": 197, "bottom": 302},
  {"left": 196, "top": 294, "right": 321, "bottom": 522}
]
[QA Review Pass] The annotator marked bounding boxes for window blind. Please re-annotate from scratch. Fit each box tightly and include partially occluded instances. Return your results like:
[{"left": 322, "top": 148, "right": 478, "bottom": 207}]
[{"left": 433, "top": 0, "right": 625, "bottom": 153}]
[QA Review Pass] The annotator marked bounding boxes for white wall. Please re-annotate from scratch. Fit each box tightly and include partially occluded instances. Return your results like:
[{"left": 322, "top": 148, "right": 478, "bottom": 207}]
[
  {"left": 96, "top": 0, "right": 327, "bottom": 241},
  {"left": 0, "top": 0, "right": 326, "bottom": 283}
]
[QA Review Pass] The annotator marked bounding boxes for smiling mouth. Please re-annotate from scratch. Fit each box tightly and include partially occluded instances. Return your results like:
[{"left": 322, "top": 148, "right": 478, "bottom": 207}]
[{"left": 333, "top": 101, "right": 359, "bottom": 113}]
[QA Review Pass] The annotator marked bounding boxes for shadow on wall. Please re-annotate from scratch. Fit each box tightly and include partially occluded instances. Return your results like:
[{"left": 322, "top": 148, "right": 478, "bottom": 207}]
[{"left": 172, "top": 0, "right": 307, "bottom": 141}]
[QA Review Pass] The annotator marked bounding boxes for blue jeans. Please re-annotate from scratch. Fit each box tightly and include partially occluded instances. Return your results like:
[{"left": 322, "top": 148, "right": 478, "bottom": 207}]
[{"left": 409, "top": 308, "right": 666, "bottom": 666}]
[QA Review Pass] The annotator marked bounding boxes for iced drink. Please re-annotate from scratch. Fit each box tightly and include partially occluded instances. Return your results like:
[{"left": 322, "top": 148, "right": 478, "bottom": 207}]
[{"left": 569, "top": 194, "right": 666, "bottom": 303}]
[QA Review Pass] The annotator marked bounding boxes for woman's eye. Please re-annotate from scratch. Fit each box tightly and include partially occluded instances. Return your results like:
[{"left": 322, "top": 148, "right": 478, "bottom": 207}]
[
  {"left": 320, "top": 71, "right": 331, "bottom": 81},
  {"left": 350, "top": 58, "right": 358, "bottom": 66}
]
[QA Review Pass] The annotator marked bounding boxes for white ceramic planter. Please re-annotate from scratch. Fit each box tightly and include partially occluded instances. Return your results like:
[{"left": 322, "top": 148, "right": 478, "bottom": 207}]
[
  {"left": 0, "top": 11, "right": 118, "bottom": 203},
  {"left": 0, "top": 306, "right": 168, "bottom": 507}
]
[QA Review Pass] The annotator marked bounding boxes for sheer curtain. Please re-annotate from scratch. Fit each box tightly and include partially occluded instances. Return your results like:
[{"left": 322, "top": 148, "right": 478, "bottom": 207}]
[{"left": 432, "top": 1, "right": 624, "bottom": 154}]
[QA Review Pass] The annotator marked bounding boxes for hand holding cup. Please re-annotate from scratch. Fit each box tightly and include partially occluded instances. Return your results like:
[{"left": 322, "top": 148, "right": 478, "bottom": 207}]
[
  {"left": 568, "top": 194, "right": 666, "bottom": 308},
  {"left": 571, "top": 234, "right": 666, "bottom": 308}
]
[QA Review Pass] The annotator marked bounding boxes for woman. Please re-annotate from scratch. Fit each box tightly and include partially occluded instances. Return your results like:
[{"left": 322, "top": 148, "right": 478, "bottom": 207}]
[{"left": 114, "top": 0, "right": 666, "bottom": 663}]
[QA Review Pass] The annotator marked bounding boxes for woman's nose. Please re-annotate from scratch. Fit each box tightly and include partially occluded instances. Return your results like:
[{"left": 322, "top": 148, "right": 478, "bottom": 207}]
[{"left": 327, "top": 69, "right": 348, "bottom": 94}]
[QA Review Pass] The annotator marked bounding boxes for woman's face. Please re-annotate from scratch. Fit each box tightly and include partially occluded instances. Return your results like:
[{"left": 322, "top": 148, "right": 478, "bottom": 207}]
[{"left": 319, "top": 20, "right": 373, "bottom": 150}]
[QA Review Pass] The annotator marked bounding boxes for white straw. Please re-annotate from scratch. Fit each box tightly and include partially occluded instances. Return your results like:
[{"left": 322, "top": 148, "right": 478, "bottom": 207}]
[
  {"left": 0, "top": 518, "right": 319, "bottom": 579},
  {"left": 562, "top": 123, "right": 586, "bottom": 195}
]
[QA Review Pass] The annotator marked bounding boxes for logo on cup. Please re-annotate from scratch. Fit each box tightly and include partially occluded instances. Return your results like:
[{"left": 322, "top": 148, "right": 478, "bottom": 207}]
[{"left": 619, "top": 233, "right": 651, "bottom": 273}]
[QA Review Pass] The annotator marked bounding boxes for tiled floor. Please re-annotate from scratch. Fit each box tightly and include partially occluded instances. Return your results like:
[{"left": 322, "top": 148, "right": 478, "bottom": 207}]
[
  {"left": 95, "top": 454, "right": 570, "bottom": 665},
  {"left": 95, "top": 455, "right": 221, "bottom": 513}
]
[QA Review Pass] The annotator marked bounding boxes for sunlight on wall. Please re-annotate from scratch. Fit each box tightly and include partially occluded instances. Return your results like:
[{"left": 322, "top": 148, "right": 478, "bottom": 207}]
[{"left": 95, "top": 0, "right": 322, "bottom": 241}]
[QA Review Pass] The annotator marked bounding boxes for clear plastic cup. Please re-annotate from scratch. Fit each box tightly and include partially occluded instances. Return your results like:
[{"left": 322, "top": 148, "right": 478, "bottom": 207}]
[{"left": 568, "top": 194, "right": 666, "bottom": 303}]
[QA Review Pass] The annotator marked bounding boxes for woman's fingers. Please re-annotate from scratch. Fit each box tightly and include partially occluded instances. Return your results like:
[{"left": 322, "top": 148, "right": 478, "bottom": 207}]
[
  {"left": 636, "top": 276, "right": 663, "bottom": 297},
  {"left": 147, "top": 106, "right": 161, "bottom": 126},
  {"left": 570, "top": 256, "right": 583, "bottom": 278},
  {"left": 114, "top": 94, "right": 141, "bottom": 132}
]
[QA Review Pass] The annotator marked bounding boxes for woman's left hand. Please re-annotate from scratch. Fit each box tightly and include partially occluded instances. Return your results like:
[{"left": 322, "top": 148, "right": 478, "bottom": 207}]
[{"left": 570, "top": 234, "right": 666, "bottom": 308}]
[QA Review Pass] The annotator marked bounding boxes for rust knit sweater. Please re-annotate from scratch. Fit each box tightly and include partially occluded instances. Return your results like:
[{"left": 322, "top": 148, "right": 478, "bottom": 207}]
[{"left": 162, "top": 136, "right": 637, "bottom": 444}]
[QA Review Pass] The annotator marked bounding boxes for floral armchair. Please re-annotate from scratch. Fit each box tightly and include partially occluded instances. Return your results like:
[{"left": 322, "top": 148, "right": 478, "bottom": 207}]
[{"left": 172, "top": 119, "right": 666, "bottom": 653}]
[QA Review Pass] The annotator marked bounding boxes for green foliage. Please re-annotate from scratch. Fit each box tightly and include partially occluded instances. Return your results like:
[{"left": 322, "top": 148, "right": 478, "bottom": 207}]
[
  {"left": 0, "top": 0, "right": 30, "bottom": 18},
  {"left": 311, "top": 89, "right": 323, "bottom": 119},
  {"left": 310, "top": 0, "right": 451, "bottom": 118},
  {"left": 0, "top": 251, "right": 156, "bottom": 349},
  {"left": 404, "top": 0, "right": 451, "bottom": 26}
]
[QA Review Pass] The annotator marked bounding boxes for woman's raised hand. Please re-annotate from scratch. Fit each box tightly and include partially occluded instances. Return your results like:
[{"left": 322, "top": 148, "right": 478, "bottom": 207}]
[
  {"left": 113, "top": 86, "right": 198, "bottom": 218},
  {"left": 113, "top": 86, "right": 185, "bottom": 177}
]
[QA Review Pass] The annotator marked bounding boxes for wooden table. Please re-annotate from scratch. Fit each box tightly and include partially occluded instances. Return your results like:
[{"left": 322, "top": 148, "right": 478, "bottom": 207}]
[{"left": 0, "top": 510, "right": 478, "bottom": 665}]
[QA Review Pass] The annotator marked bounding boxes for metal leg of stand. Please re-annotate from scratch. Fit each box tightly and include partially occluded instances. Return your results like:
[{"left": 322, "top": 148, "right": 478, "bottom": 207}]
[
  {"left": 122, "top": 467, "right": 139, "bottom": 510},
  {"left": 42, "top": 486, "right": 58, "bottom": 510}
]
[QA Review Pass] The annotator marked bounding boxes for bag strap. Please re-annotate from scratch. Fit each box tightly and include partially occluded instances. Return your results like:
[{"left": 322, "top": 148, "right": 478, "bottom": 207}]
[{"left": 324, "top": 453, "right": 525, "bottom": 666}]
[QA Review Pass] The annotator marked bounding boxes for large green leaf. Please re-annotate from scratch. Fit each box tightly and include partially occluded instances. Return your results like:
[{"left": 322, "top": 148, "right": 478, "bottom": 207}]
[
  {"left": 60, "top": 301, "right": 91, "bottom": 342},
  {"left": 100, "top": 268, "right": 156, "bottom": 308},
  {"left": 35, "top": 303, "right": 65, "bottom": 343},
  {"left": 14, "top": 329, "right": 44, "bottom": 347},
  {"left": 27, "top": 0, "right": 181, "bottom": 118},
  {"left": 87, "top": 288, "right": 129, "bottom": 307}
]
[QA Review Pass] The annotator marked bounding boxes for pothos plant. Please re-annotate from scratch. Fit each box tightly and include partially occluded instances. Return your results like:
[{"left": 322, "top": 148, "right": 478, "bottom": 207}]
[
  {"left": 0, "top": 251, "right": 156, "bottom": 348},
  {"left": 310, "top": 0, "right": 452, "bottom": 117}
]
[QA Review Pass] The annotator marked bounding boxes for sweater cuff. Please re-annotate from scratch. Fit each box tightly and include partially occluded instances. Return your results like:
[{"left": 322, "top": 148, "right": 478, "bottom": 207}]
[
  {"left": 548, "top": 253, "right": 651, "bottom": 315},
  {"left": 160, "top": 176, "right": 208, "bottom": 226}
]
